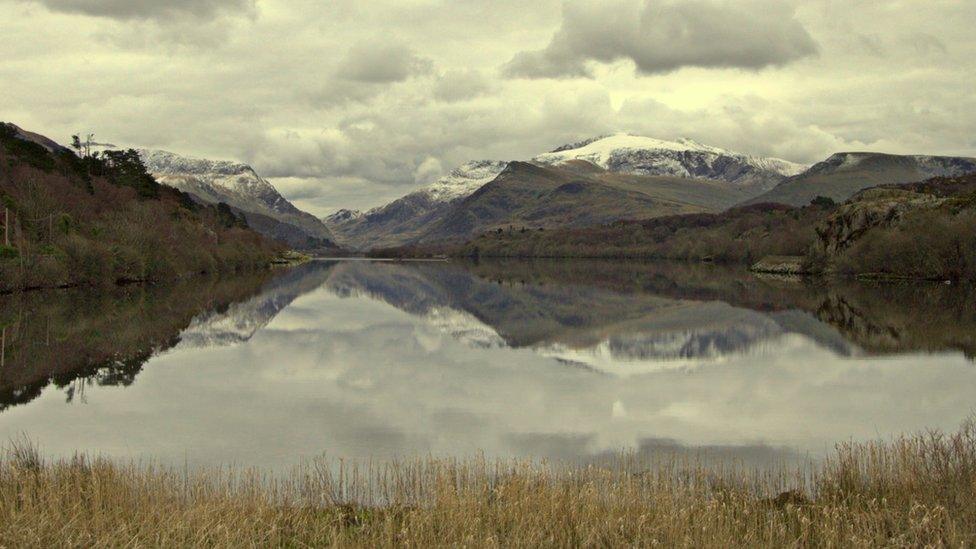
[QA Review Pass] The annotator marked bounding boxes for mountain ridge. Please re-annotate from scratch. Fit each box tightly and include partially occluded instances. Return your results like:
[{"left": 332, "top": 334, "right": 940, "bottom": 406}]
[
  {"left": 747, "top": 151, "right": 976, "bottom": 207},
  {"left": 135, "top": 149, "right": 338, "bottom": 250}
]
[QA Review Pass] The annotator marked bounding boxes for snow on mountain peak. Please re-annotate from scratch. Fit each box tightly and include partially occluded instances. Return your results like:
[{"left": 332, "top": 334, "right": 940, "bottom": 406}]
[
  {"left": 137, "top": 149, "right": 280, "bottom": 199},
  {"left": 419, "top": 160, "right": 508, "bottom": 203},
  {"left": 324, "top": 208, "right": 364, "bottom": 224},
  {"left": 534, "top": 133, "right": 808, "bottom": 185}
]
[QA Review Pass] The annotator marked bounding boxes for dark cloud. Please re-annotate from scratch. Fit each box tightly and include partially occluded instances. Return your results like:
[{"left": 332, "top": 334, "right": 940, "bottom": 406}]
[
  {"left": 25, "top": 0, "right": 254, "bottom": 20},
  {"left": 504, "top": 0, "right": 818, "bottom": 78},
  {"left": 338, "top": 41, "right": 433, "bottom": 83}
]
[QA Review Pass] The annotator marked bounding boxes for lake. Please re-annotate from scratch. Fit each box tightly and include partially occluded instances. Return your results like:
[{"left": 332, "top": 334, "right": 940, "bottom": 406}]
[{"left": 0, "top": 259, "right": 974, "bottom": 470}]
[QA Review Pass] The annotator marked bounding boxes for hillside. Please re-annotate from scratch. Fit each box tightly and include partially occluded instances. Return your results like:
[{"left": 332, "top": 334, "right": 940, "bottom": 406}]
[
  {"left": 746, "top": 152, "right": 976, "bottom": 207},
  {"left": 0, "top": 123, "right": 282, "bottom": 293},
  {"left": 414, "top": 161, "right": 741, "bottom": 245},
  {"left": 136, "top": 149, "right": 339, "bottom": 251}
]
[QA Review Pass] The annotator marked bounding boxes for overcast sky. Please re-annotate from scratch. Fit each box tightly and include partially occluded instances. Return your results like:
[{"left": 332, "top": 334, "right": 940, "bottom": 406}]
[{"left": 2, "top": 0, "right": 974, "bottom": 215}]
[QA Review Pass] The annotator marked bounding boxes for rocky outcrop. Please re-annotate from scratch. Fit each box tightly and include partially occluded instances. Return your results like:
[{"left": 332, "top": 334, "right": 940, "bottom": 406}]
[{"left": 813, "top": 188, "right": 944, "bottom": 256}]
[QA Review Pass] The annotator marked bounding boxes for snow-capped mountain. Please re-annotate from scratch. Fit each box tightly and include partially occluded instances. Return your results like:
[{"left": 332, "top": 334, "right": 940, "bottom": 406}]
[
  {"left": 137, "top": 149, "right": 336, "bottom": 249},
  {"left": 324, "top": 134, "right": 809, "bottom": 250},
  {"left": 324, "top": 208, "right": 364, "bottom": 224},
  {"left": 533, "top": 134, "right": 807, "bottom": 191}
]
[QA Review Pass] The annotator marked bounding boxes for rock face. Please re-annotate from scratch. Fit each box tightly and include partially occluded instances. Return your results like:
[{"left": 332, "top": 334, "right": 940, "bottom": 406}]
[
  {"left": 534, "top": 134, "right": 807, "bottom": 194},
  {"left": 136, "top": 149, "right": 337, "bottom": 250},
  {"left": 750, "top": 256, "right": 808, "bottom": 275},
  {"left": 813, "top": 188, "right": 944, "bottom": 256}
]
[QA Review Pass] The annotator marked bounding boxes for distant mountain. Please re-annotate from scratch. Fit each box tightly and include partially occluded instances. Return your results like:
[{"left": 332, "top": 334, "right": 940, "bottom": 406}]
[
  {"left": 325, "top": 160, "right": 509, "bottom": 249},
  {"left": 136, "top": 149, "right": 338, "bottom": 250},
  {"left": 324, "top": 209, "right": 363, "bottom": 224},
  {"left": 533, "top": 134, "right": 807, "bottom": 193},
  {"left": 746, "top": 152, "right": 976, "bottom": 207},
  {"left": 326, "top": 135, "right": 808, "bottom": 250}
]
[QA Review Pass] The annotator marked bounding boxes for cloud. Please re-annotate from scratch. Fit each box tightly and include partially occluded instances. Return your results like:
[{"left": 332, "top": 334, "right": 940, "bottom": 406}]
[
  {"left": 433, "top": 70, "right": 491, "bottom": 102},
  {"left": 24, "top": 0, "right": 255, "bottom": 21},
  {"left": 338, "top": 40, "right": 434, "bottom": 83},
  {"left": 414, "top": 156, "right": 444, "bottom": 184},
  {"left": 504, "top": 0, "right": 818, "bottom": 78}
]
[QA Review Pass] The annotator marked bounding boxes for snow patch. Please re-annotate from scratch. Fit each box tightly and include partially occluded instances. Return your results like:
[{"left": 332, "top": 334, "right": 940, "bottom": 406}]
[
  {"left": 534, "top": 133, "right": 808, "bottom": 185},
  {"left": 419, "top": 160, "right": 508, "bottom": 203}
]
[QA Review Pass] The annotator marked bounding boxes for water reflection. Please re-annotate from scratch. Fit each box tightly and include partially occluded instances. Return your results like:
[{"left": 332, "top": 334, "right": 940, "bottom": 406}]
[
  {"left": 324, "top": 259, "right": 976, "bottom": 370},
  {"left": 0, "top": 259, "right": 973, "bottom": 469}
]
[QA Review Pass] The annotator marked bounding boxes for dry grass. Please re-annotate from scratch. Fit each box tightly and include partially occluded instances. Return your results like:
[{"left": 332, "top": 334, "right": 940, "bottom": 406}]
[{"left": 2, "top": 421, "right": 976, "bottom": 547}]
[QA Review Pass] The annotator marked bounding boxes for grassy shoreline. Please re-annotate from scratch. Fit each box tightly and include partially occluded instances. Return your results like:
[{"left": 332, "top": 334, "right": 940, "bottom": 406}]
[{"left": 3, "top": 420, "right": 976, "bottom": 547}]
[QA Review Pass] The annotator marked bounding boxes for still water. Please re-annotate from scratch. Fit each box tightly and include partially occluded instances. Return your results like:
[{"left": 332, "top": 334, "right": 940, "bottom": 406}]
[{"left": 0, "top": 259, "right": 974, "bottom": 469}]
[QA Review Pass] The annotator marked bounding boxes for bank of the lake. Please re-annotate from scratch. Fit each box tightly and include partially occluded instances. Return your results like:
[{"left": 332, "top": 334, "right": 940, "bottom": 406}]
[{"left": 3, "top": 418, "right": 976, "bottom": 547}]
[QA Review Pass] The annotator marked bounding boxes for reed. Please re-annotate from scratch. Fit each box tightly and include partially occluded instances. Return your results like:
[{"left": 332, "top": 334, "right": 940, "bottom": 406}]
[{"left": 2, "top": 420, "right": 975, "bottom": 547}]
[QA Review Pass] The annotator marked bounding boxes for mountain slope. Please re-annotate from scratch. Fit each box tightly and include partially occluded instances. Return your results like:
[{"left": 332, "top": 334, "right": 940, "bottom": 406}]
[
  {"left": 325, "top": 160, "right": 508, "bottom": 250},
  {"left": 415, "top": 162, "right": 736, "bottom": 245},
  {"left": 533, "top": 134, "right": 807, "bottom": 194},
  {"left": 746, "top": 152, "right": 976, "bottom": 207},
  {"left": 137, "top": 149, "right": 337, "bottom": 250}
]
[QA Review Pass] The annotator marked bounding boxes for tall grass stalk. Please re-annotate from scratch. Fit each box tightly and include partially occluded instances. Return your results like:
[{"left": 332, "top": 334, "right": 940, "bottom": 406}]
[{"left": 2, "top": 420, "right": 976, "bottom": 547}]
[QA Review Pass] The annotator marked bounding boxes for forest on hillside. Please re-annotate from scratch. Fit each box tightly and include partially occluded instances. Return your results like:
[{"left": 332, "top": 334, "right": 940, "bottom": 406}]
[{"left": 0, "top": 124, "right": 281, "bottom": 293}]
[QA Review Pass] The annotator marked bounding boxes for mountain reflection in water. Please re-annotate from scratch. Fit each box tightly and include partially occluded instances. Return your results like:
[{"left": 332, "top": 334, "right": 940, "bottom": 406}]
[{"left": 0, "top": 259, "right": 973, "bottom": 469}]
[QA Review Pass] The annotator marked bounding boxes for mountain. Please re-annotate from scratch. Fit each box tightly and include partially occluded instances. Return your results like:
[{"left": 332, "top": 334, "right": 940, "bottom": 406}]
[
  {"left": 326, "top": 135, "right": 807, "bottom": 251},
  {"left": 136, "top": 149, "right": 338, "bottom": 250},
  {"left": 325, "top": 160, "right": 508, "bottom": 250},
  {"left": 533, "top": 134, "right": 807, "bottom": 193},
  {"left": 746, "top": 152, "right": 976, "bottom": 207},
  {"left": 415, "top": 161, "right": 741, "bottom": 245}
]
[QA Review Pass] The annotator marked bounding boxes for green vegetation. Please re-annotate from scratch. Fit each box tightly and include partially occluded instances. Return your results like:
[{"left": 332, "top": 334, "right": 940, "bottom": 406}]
[
  {"left": 833, "top": 206, "right": 976, "bottom": 281},
  {"left": 440, "top": 202, "right": 830, "bottom": 265},
  {"left": 3, "top": 420, "right": 976, "bottom": 546},
  {"left": 0, "top": 124, "right": 282, "bottom": 293}
]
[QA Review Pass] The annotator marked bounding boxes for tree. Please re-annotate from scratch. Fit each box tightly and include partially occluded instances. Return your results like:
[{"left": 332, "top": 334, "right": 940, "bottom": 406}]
[
  {"left": 811, "top": 196, "right": 836, "bottom": 209},
  {"left": 101, "top": 149, "right": 160, "bottom": 199},
  {"left": 70, "top": 133, "right": 96, "bottom": 159}
]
